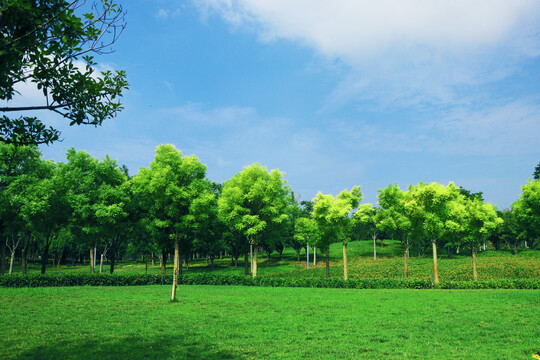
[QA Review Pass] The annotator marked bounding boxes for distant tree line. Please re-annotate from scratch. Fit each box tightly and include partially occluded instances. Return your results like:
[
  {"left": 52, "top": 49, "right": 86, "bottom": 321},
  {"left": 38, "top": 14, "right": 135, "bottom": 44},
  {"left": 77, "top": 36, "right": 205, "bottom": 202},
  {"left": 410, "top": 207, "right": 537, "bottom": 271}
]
[{"left": 1, "top": 144, "right": 539, "bottom": 299}]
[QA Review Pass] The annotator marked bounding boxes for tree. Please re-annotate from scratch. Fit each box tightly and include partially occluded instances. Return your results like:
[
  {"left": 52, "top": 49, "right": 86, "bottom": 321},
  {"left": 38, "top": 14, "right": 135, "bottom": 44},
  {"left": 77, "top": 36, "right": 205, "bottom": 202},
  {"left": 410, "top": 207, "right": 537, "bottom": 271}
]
[
  {"left": 132, "top": 144, "right": 208, "bottom": 301},
  {"left": 460, "top": 198, "right": 502, "bottom": 280},
  {"left": 92, "top": 156, "right": 129, "bottom": 273},
  {"left": 218, "top": 163, "right": 289, "bottom": 278},
  {"left": 20, "top": 160, "right": 70, "bottom": 274},
  {"left": 191, "top": 191, "right": 224, "bottom": 269},
  {"left": 0, "top": 142, "right": 42, "bottom": 274},
  {"left": 0, "top": 0, "right": 128, "bottom": 145},
  {"left": 513, "top": 180, "right": 540, "bottom": 249},
  {"left": 62, "top": 148, "right": 110, "bottom": 272},
  {"left": 377, "top": 184, "right": 413, "bottom": 277},
  {"left": 408, "top": 182, "right": 460, "bottom": 284},
  {"left": 312, "top": 186, "right": 362, "bottom": 280},
  {"left": 534, "top": 162, "right": 540, "bottom": 180},
  {"left": 353, "top": 204, "right": 378, "bottom": 259},
  {"left": 294, "top": 217, "right": 320, "bottom": 263}
]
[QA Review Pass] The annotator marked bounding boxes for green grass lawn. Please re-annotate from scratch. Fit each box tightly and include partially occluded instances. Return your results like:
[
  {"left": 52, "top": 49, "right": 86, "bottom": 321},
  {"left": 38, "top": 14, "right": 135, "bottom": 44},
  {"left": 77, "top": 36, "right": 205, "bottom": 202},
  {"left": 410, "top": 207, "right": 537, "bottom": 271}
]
[
  {"left": 0, "top": 285, "right": 538, "bottom": 359},
  {"left": 12, "top": 240, "right": 540, "bottom": 282}
]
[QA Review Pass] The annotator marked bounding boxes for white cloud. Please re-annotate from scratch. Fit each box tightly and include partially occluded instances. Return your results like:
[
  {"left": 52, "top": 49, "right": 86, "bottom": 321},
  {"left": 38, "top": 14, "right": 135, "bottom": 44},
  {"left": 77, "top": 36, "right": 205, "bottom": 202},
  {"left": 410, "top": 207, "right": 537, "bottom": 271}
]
[
  {"left": 195, "top": 0, "right": 539, "bottom": 59},
  {"left": 154, "top": 8, "right": 182, "bottom": 19},
  {"left": 194, "top": 1, "right": 540, "bottom": 109},
  {"left": 331, "top": 98, "right": 540, "bottom": 156}
]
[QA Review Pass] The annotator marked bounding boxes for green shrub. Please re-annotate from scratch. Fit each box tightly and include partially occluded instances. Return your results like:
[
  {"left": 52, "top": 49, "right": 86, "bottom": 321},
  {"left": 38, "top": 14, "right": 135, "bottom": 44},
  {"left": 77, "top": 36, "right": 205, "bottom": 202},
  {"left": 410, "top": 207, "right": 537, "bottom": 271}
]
[{"left": 0, "top": 273, "right": 537, "bottom": 289}]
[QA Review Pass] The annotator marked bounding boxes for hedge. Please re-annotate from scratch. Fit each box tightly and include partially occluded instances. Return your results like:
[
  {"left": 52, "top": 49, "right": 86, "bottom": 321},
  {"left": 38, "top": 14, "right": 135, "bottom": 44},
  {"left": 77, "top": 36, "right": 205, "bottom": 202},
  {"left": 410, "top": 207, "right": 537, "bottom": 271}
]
[{"left": 0, "top": 273, "right": 538, "bottom": 289}]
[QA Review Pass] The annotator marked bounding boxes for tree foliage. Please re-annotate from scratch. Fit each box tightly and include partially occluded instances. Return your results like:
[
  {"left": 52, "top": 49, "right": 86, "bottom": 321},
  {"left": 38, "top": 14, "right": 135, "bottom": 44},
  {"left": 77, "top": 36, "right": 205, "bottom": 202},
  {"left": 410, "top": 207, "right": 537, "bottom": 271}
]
[{"left": 0, "top": 0, "right": 128, "bottom": 145}]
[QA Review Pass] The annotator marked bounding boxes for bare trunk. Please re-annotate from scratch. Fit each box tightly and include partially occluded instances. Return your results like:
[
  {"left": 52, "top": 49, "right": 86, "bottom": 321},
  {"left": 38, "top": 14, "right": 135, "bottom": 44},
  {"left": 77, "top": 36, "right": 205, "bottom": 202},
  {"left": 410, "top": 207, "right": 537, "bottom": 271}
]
[
  {"left": 373, "top": 234, "right": 377, "bottom": 260},
  {"left": 314, "top": 247, "right": 317, "bottom": 266},
  {"left": 40, "top": 241, "right": 50, "bottom": 275},
  {"left": 171, "top": 237, "right": 180, "bottom": 302},
  {"left": 244, "top": 249, "right": 249, "bottom": 276},
  {"left": 325, "top": 249, "right": 330, "bottom": 278},
  {"left": 99, "top": 254, "right": 104, "bottom": 273},
  {"left": 109, "top": 252, "right": 116, "bottom": 274},
  {"left": 9, "top": 249, "right": 15, "bottom": 275},
  {"left": 160, "top": 250, "right": 167, "bottom": 275},
  {"left": 252, "top": 246, "right": 258, "bottom": 278},
  {"left": 296, "top": 249, "right": 300, "bottom": 262},
  {"left": 89, "top": 247, "right": 95, "bottom": 273},
  {"left": 0, "top": 239, "right": 6, "bottom": 275},
  {"left": 21, "top": 234, "right": 29, "bottom": 274},
  {"left": 342, "top": 243, "right": 348, "bottom": 280},
  {"left": 456, "top": 245, "right": 460, "bottom": 254},
  {"left": 151, "top": 251, "right": 155, "bottom": 266},
  {"left": 472, "top": 246, "right": 478, "bottom": 281},
  {"left": 404, "top": 245, "right": 409, "bottom": 278},
  {"left": 432, "top": 240, "right": 439, "bottom": 284},
  {"left": 7, "top": 233, "right": 21, "bottom": 275}
]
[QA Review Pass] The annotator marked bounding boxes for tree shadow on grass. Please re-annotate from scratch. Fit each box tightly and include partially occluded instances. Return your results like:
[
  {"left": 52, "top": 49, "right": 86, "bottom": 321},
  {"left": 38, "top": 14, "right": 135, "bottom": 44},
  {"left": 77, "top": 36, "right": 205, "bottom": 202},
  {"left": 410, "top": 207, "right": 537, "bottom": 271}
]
[{"left": 17, "top": 334, "right": 247, "bottom": 360}]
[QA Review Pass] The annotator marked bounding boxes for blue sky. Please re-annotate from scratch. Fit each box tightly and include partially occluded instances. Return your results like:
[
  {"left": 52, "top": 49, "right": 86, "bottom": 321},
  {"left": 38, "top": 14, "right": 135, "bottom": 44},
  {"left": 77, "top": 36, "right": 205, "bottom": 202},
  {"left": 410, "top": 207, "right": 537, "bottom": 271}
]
[{"left": 13, "top": 1, "right": 540, "bottom": 208}]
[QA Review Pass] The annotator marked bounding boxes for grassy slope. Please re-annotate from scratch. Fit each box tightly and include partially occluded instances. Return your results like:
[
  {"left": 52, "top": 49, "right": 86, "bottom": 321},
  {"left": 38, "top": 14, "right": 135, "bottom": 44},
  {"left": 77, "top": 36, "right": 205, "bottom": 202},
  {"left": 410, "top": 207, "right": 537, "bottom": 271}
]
[
  {"left": 12, "top": 240, "right": 540, "bottom": 281},
  {"left": 0, "top": 285, "right": 538, "bottom": 359}
]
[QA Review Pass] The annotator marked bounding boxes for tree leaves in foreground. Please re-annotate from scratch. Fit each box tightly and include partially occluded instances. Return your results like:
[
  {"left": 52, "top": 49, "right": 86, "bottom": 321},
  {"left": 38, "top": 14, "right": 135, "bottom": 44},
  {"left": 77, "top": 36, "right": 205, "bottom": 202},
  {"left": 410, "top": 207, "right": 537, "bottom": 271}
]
[{"left": 0, "top": 0, "right": 128, "bottom": 145}]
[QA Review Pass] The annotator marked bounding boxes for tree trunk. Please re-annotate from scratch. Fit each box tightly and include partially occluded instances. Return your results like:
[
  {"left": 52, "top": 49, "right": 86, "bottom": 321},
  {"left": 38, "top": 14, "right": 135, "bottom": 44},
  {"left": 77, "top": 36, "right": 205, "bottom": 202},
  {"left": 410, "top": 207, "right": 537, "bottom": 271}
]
[
  {"left": 342, "top": 243, "right": 348, "bottom": 280},
  {"left": 244, "top": 249, "right": 249, "bottom": 276},
  {"left": 211, "top": 257, "right": 214, "bottom": 269},
  {"left": 40, "top": 241, "right": 50, "bottom": 275},
  {"left": 171, "top": 237, "right": 180, "bottom": 302},
  {"left": 171, "top": 235, "right": 180, "bottom": 301},
  {"left": 373, "top": 234, "right": 377, "bottom": 260},
  {"left": 432, "top": 240, "right": 439, "bottom": 284},
  {"left": 252, "top": 246, "right": 258, "bottom": 278},
  {"left": 9, "top": 248, "right": 15, "bottom": 275},
  {"left": 109, "top": 251, "right": 116, "bottom": 274},
  {"left": 21, "top": 233, "right": 29, "bottom": 274},
  {"left": 89, "top": 247, "right": 95, "bottom": 273},
  {"left": 152, "top": 251, "right": 155, "bottom": 266},
  {"left": 404, "top": 245, "right": 409, "bottom": 278},
  {"left": 296, "top": 249, "right": 300, "bottom": 262},
  {"left": 0, "top": 239, "right": 6, "bottom": 275},
  {"left": 160, "top": 250, "right": 167, "bottom": 275},
  {"left": 456, "top": 245, "right": 460, "bottom": 254},
  {"left": 325, "top": 249, "right": 330, "bottom": 278},
  {"left": 314, "top": 247, "right": 316, "bottom": 266},
  {"left": 100, "top": 254, "right": 104, "bottom": 273},
  {"left": 472, "top": 246, "right": 478, "bottom": 281}
]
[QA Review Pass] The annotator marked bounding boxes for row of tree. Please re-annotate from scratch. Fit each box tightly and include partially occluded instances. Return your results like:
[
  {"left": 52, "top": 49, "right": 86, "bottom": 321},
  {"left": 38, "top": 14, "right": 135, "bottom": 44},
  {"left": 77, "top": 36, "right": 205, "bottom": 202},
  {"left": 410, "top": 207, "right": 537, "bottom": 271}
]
[{"left": 1, "top": 143, "right": 539, "bottom": 300}]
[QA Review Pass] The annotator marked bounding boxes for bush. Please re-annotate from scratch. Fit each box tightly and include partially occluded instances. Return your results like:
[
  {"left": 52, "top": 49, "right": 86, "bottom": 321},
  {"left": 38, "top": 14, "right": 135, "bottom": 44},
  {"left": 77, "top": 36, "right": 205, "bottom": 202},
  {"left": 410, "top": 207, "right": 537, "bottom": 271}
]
[{"left": 0, "top": 273, "right": 538, "bottom": 289}]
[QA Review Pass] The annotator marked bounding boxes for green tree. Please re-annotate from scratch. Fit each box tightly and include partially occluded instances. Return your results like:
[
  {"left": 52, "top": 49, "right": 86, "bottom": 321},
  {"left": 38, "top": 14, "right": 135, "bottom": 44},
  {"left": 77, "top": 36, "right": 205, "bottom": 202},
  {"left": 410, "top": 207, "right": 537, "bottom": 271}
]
[
  {"left": 20, "top": 160, "right": 70, "bottom": 274},
  {"left": 92, "top": 156, "right": 129, "bottom": 273},
  {"left": 0, "top": 143, "right": 42, "bottom": 274},
  {"left": 533, "top": 162, "right": 540, "bottom": 180},
  {"left": 312, "top": 186, "right": 362, "bottom": 280},
  {"left": 377, "top": 184, "right": 413, "bottom": 277},
  {"left": 218, "top": 163, "right": 289, "bottom": 278},
  {"left": 294, "top": 217, "right": 320, "bottom": 264},
  {"left": 132, "top": 144, "right": 208, "bottom": 301},
  {"left": 513, "top": 179, "right": 540, "bottom": 249},
  {"left": 0, "top": 0, "right": 128, "bottom": 145},
  {"left": 408, "top": 182, "right": 461, "bottom": 284},
  {"left": 460, "top": 198, "right": 502, "bottom": 280}
]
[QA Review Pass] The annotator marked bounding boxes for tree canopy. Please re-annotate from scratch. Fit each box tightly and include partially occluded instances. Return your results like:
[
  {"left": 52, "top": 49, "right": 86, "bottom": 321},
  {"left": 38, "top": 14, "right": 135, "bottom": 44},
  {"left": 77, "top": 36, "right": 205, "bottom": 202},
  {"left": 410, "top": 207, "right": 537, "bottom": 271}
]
[{"left": 0, "top": 0, "right": 128, "bottom": 145}]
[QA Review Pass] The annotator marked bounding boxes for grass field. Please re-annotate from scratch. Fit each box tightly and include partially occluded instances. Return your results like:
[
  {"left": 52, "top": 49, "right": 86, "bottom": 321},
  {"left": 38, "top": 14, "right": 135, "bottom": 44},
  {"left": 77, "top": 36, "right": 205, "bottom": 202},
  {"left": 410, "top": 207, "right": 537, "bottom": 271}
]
[
  {"left": 0, "top": 285, "right": 538, "bottom": 359},
  {"left": 12, "top": 240, "right": 540, "bottom": 282}
]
